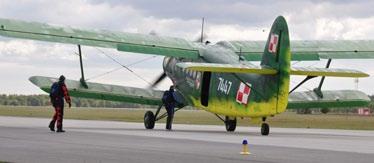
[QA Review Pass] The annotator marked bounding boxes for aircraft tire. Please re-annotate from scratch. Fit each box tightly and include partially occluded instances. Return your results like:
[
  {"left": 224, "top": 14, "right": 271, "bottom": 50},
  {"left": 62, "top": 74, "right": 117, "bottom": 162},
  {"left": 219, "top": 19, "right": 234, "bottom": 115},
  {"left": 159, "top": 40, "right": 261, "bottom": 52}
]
[
  {"left": 225, "top": 116, "right": 236, "bottom": 132},
  {"left": 261, "top": 123, "right": 270, "bottom": 136},
  {"left": 144, "top": 111, "right": 155, "bottom": 129}
]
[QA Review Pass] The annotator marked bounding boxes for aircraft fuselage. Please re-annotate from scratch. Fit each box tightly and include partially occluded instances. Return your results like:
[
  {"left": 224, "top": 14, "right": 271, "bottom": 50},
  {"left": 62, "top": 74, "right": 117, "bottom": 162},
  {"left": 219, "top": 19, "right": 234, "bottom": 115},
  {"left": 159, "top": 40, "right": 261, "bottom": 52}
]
[{"left": 163, "top": 44, "right": 289, "bottom": 118}]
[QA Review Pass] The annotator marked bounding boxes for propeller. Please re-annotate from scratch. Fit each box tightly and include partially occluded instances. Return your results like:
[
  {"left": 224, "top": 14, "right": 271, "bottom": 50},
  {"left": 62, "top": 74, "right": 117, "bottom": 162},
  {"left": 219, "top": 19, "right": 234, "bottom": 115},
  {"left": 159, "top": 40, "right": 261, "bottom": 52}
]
[{"left": 149, "top": 72, "right": 167, "bottom": 88}]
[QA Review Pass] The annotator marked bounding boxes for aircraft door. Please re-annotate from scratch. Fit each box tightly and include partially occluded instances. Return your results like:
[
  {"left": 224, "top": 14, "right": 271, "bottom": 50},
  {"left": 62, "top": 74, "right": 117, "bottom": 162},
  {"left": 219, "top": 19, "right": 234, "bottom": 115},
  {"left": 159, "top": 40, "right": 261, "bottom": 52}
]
[{"left": 200, "top": 72, "right": 211, "bottom": 106}]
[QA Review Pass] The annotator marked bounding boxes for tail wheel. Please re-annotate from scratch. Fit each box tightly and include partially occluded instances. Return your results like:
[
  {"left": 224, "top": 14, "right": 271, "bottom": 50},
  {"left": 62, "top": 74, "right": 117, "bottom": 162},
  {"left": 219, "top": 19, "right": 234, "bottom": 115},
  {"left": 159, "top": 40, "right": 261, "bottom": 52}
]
[
  {"left": 144, "top": 111, "right": 155, "bottom": 129},
  {"left": 225, "top": 116, "right": 237, "bottom": 132},
  {"left": 261, "top": 123, "right": 270, "bottom": 136}
]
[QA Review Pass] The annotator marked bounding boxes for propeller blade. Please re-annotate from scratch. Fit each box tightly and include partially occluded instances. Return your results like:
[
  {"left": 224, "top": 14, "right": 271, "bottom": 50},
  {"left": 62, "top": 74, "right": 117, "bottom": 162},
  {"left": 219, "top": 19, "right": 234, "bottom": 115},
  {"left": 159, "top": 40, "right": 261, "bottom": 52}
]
[{"left": 149, "top": 72, "right": 167, "bottom": 88}]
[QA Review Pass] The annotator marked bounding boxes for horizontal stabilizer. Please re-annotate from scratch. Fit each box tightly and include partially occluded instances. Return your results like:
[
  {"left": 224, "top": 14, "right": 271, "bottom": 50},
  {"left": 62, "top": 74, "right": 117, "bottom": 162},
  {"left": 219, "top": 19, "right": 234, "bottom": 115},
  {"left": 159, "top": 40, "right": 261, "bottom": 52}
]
[
  {"left": 176, "top": 62, "right": 277, "bottom": 75},
  {"left": 29, "top": 76, "right": 163, "bottom": 105},
  {"left": 288, "top": 90, "right": 370, "bottom": 109},
  {"left": 290, "top": 67, "right": 369, "bottom": 78}
]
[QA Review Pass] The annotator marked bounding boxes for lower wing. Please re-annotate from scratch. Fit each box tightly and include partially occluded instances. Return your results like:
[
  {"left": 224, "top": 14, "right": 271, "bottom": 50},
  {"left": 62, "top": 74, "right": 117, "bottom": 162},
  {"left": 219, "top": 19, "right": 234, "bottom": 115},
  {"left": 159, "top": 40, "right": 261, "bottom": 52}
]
[
  {"left": 288, "top": 90, "right": 370, "bottom": 109},
  {"left": 29, "top": 76, "right": 164, "bottom": 106}
]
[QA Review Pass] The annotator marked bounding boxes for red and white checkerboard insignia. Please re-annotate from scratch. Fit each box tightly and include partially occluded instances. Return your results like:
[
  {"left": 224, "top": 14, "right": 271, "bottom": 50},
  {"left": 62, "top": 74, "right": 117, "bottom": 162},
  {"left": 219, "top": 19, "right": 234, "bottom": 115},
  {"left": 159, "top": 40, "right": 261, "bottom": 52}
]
[
  {"left": 268, "top": 34, "right": 279, "bottom": 54},
  {"left": 236, "top": 82, "right": 251, "bottom": 105}
]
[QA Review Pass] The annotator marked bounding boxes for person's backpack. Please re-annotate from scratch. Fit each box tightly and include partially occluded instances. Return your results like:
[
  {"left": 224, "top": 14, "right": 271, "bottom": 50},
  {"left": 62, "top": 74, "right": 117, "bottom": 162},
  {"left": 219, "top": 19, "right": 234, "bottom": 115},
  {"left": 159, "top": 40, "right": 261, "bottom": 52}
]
[
  {"left": 49, "top": 82, "right": 61, "bottom": 102},
  {"left": 162, "top": 91, "right": 174, "bottom": 104}
]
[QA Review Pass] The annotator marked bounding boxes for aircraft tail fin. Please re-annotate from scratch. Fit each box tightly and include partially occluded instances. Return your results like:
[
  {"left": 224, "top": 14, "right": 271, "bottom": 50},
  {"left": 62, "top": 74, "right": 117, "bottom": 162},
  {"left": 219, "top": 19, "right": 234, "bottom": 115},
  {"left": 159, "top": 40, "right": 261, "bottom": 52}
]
[
  {"left": 261, "top": 16, "right": 291, "bottom": 113},
  {"left": 261, "top": 16, "right": 291, "bottom": 71}
]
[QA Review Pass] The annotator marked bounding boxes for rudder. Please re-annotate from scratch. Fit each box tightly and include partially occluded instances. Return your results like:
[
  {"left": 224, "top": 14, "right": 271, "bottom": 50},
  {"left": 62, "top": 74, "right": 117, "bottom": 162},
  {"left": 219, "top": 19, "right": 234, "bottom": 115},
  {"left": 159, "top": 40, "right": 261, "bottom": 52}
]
[{"left": 261, "top": 16, "right": 291, "bottom": 114}]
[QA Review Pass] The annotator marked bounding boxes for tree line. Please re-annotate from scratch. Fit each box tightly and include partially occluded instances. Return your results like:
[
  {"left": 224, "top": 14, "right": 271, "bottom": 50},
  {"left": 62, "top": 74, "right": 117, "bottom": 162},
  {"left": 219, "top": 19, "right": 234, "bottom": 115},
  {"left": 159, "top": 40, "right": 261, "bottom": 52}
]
[
  {"left": 0, "top": 94, "right": 152, "bottom": 108},
  {"left": 0, "top": 94, "right": 374, "bottom": 111}
]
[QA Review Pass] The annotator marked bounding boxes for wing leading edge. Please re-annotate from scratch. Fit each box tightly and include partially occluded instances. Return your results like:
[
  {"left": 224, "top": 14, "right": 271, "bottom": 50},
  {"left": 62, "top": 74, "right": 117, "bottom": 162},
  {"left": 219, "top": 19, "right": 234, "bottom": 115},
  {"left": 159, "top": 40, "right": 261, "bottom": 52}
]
[
  {"left": 0, "top": 18, "right": 200, "bottom": 58},
  {"left": 218, "top": 40, "right": 374, "bottom": 61}
]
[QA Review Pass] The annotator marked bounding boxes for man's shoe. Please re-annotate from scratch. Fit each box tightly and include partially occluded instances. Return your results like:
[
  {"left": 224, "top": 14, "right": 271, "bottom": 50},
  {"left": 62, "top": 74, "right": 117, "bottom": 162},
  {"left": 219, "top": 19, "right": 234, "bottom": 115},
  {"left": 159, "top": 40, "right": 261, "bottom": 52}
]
[
  {"left": 48, "top": 124, "right": 55, "bottom": 132},
  {"left": 166, "top": 116, "right": 173, "bottom": 130},
  {"left": 49, "top": 126, "right": 55, "bottom": 132},
  {"left": 56, "top": 129, "right": 65, "bottom": 133}
]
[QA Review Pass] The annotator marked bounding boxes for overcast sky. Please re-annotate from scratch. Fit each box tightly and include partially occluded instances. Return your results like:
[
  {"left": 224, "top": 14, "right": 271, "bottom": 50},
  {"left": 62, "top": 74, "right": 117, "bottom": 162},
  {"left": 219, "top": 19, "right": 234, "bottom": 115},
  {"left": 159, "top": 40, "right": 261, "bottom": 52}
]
[{"left": 1, "top": 0, "right": 374, "bottom": 95}]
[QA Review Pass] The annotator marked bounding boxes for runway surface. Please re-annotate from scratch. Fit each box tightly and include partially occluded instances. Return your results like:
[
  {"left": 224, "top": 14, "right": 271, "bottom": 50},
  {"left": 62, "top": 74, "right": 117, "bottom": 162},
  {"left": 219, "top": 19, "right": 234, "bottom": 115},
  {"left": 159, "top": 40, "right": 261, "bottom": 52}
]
[{"left": 0, "top": 116, "right": 373, "bottom": 163}]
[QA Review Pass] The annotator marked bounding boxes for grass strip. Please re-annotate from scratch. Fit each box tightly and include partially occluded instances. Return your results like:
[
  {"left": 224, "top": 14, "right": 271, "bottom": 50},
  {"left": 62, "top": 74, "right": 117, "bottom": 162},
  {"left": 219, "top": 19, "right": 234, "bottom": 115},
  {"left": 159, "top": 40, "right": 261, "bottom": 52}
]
[{"left": 0, "top": 106, "right": 373, "bottom": 130}]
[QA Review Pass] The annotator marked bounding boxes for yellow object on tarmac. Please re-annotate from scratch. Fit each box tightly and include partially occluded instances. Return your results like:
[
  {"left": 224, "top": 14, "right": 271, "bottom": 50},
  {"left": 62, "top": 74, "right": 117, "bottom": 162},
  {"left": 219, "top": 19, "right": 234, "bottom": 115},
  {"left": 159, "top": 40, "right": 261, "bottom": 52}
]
[{"left": 240, "top": 139, "right": 251, "bottom": 155}]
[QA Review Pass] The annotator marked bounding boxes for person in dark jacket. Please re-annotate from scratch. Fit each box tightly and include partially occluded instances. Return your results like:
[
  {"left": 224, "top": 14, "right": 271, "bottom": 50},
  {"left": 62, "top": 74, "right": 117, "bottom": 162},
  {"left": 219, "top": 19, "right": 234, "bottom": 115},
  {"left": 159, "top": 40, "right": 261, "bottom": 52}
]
[
  {"left": 49, "top": 75, "right": 71, "bottom": 132},
  {"left": 162, "top": 86, "right": 176, "bottom": 130}
]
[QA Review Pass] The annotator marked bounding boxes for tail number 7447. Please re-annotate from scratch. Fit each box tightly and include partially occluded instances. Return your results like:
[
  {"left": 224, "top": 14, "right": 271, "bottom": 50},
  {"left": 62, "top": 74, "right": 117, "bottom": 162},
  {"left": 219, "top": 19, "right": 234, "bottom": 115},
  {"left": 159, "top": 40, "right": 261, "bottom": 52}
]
[{"left": 217, "top": 77, "right": 232, "bottom": 95}]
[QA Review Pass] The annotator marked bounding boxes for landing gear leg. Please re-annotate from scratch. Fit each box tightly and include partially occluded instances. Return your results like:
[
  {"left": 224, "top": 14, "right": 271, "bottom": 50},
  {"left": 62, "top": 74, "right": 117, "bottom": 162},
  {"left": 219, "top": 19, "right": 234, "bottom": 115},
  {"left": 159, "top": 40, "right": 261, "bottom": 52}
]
[
  {"left": 261, "top": 117, "right": 269, "bottom": 136},
  {"left": 144, "top": 104, "right": 163, "bottom": 129},
  {"left": 224, "top": 116, "right": 237, "bottom": 132},
  {"left": 144, "top": 104, "right": 182, "bottom": 130}
]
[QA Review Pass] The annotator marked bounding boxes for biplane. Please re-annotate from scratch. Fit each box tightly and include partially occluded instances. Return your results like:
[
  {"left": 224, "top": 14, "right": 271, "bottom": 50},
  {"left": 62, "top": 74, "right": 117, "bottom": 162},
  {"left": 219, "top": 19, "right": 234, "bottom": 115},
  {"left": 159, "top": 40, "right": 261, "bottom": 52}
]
[{"left": 0, "top": 16, "right": 373, "bottom": 135}]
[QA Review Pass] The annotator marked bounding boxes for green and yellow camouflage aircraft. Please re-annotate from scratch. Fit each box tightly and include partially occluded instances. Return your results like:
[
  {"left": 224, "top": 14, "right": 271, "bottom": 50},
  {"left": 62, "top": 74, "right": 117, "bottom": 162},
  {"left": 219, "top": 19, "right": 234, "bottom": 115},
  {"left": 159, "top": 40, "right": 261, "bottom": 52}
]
[{"left": 0, "top": 16, "right": 373, "bottom": 135}]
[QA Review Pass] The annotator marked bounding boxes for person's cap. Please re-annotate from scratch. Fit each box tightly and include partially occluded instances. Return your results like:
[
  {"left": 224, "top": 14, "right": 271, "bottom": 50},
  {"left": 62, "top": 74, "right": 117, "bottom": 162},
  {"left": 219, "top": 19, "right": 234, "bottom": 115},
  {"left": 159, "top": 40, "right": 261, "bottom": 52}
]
[{"left": 59, "top": 75, "right": 65, "bottom": 82}]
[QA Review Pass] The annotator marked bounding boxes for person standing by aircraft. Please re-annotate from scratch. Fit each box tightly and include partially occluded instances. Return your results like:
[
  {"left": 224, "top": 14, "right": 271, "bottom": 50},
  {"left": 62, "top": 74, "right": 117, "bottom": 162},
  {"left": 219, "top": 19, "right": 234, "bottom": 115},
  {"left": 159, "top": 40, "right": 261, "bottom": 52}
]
[
  {"left": 49, "top": 75, "right": 71, "bottom": 132},
  {"left": 162, "top": 86, "right": 177, "bottom": 130}
]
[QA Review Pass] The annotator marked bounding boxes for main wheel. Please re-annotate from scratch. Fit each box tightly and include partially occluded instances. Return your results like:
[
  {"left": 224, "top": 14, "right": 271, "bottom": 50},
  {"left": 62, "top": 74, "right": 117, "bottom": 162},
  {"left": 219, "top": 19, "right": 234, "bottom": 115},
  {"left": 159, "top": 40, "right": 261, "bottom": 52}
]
[
  {"left": 261, "top": 123, "right": 270, "bottom": 136},
  {"left": 144, "top": 111, "right": 155, "bottom": 129},
  {"left": 225, "top": 116, "right": 237, "bottom": 132}
]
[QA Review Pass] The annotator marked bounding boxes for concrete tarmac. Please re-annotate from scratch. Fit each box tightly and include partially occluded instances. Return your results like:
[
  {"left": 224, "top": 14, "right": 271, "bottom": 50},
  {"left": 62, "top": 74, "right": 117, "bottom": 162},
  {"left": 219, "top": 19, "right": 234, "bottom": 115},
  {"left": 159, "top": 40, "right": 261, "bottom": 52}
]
[{"left": 0, "top": 116, "right": 373, "bottom": 163}]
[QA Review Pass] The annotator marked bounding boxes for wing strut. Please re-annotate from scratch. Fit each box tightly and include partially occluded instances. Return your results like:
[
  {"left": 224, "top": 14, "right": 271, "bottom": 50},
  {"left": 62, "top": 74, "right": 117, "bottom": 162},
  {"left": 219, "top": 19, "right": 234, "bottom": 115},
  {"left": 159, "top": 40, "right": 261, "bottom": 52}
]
[
  {"left": 289, "top": 76, "right": 316, "bottom": 94},
  {"left": 77, "top": 45, "right": 88, "bottom": 88},
  {"left": 289, "top": 58, "right": 333, "bottom": 95},
  {"left": 313, "top": 58, "right": 332, "bottom": 98}
]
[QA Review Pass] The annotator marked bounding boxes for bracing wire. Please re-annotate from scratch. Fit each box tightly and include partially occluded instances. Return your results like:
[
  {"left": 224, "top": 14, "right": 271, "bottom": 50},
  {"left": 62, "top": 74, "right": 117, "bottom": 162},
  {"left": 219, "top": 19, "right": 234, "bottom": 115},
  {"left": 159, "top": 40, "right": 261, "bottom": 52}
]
[
  {"left": 290, "top": 79, "right": 313, "bottom": 92},
  {"left": 290, "top": 61, "right": 323, "bottom": 92},
  {"left": 86, "top": 55, "right": 157, "bottom": 81},
  {"left": 86, "top": 66, "right": 123, "bottom": 81},
  {"left": 91, "top": 48, "right": 156, "bottom": 85}
]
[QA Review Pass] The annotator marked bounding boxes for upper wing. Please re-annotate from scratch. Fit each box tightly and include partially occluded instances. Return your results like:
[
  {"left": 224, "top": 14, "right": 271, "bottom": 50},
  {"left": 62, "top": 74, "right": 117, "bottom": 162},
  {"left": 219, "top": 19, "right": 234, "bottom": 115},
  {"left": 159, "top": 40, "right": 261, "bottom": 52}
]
[
  {"left": 218, "top": 40, "right": 374, "bottom": 61},
  {"left": 177, "top": 62, "right": 369, "bottom": 77},
  {"left": 288, "top": 90, "right": 370, "bottom": 109},
  {"left": 0, "top": 18, "right": 200, "bottom": 58},
  {"left": 29, "top": 76, "right": 164, "bottom": 105}
]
